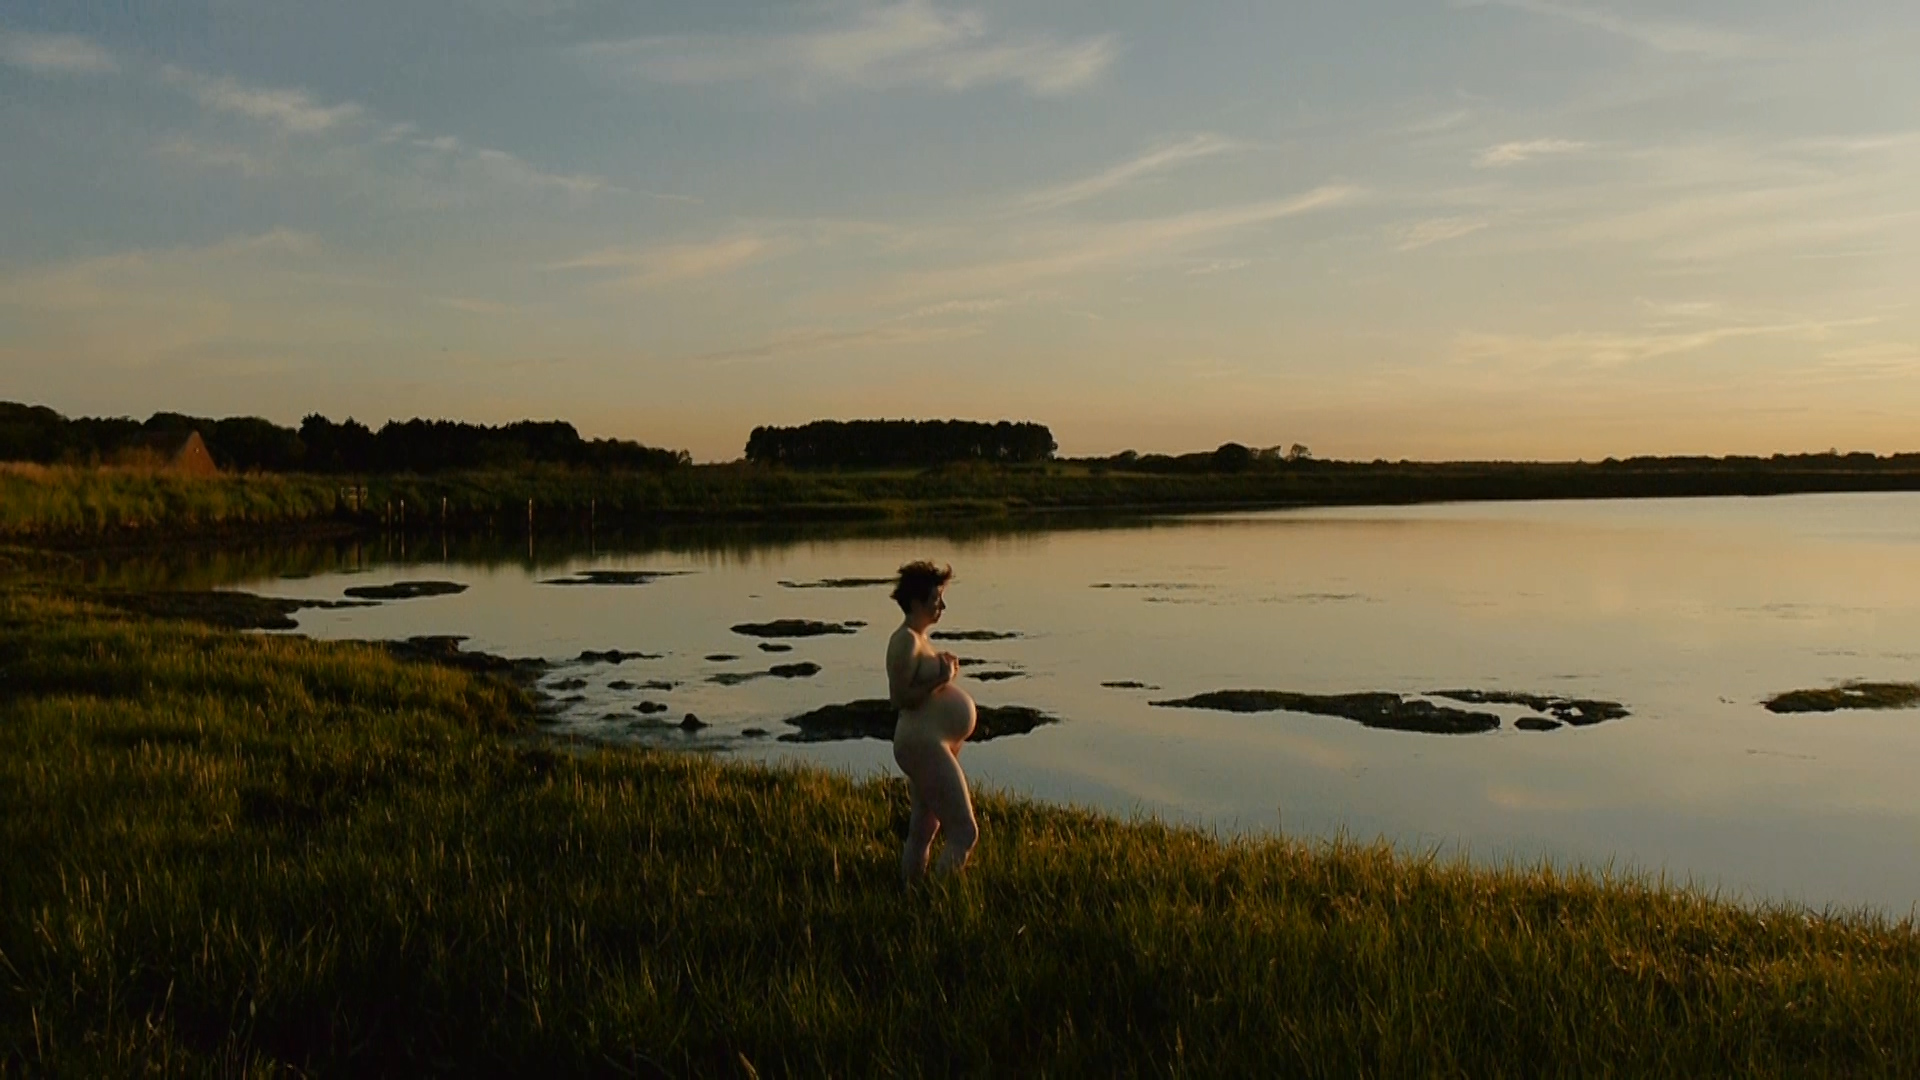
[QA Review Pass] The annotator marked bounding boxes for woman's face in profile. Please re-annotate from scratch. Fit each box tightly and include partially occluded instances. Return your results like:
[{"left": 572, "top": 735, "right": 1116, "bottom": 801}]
[{"left": 918, "top": 586, "right": 947, "bottom": 624}]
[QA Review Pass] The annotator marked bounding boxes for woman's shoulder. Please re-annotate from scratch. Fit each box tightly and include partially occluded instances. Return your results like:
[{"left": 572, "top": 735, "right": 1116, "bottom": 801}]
[{"left": 886, "top": 622, "right": 919, "bottom": 650}]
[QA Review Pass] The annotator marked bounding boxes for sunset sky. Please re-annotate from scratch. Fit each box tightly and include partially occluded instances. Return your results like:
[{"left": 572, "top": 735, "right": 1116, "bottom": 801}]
[{"left": 2, "top": 1, "right": 1917, "bottom": 461}]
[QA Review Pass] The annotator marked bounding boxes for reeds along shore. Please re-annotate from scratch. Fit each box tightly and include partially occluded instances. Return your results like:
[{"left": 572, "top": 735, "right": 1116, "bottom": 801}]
[
  {"left": 2, "top": 572, "right": 1918, "bottom": 1074},
  {"left": 9, "top": 457, "right": 1920, "bottom": 543}
]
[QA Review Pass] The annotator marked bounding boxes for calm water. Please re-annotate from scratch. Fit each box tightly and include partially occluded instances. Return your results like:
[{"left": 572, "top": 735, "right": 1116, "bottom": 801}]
[{"left": 236, "top": 494, "right": 1920, "bottom": 915}]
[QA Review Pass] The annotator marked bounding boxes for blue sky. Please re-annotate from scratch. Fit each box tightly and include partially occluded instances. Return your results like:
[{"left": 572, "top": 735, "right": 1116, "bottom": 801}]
[{"left": 2, "top": 1, "right": 1917, "bottom": 461}]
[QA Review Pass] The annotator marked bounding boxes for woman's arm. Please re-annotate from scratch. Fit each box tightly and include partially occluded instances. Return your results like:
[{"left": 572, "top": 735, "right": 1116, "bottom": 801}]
[{"left": 888, "top": 636, "right": 953, "bottom": 710}]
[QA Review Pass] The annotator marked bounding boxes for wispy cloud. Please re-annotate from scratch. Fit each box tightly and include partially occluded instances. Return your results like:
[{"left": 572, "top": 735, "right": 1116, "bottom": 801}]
[
  {"left": 547, "top": 235, "right": 779, "bottom": 290},
  {"left": 1395, "top": 217, "right": 1488, "bottom": 251},
  {"left": 1475, "top": 139, "right": 1588, "bottom": 167},
  {"left": 583, "top": 0, "right": 1116, "bottom": 97},
  {"left": 0, "top": 230, "right": 327, "bottom": 373},
  {"left": 152, "top": 137, "right": 274, "bottom": 178},
  {"left": 432, "top": 296, "right": 523, "bottom": 316},
  {"left": 407, "top": 135, "right": 613, "bottom": 198},
  {"left": 1459, "top": 0, "right": 1759, "bottom": 58},
  {"left": 693, "top": 321, "right": 985, "bottom": 365},
  {"left": 1017, "top": 134, "right": 1241, "bottom": 212},
  {"left": 1814, "top": 341, "right": 1920, "bottom": 379},
  {"left": 889, "top": 185, "right": 1357, "bottom": 300},
  {"left": 1183, "top": 258, "right": 1252, "bottom": 276},
  {"left": 1453, "top": 317, "right": 1875, "bottom": 369},
  {"left": 908, "top": 297, "right": 1013, "bottom": 318},
  {"left": 0, "top": 31, "right": 118, "bottom": 75},
  {"left": 162, "top": 65, "right": 361, "bottom": 134},
  {"left": 152, "top": 67, "right": 636, "bottom": 204}
]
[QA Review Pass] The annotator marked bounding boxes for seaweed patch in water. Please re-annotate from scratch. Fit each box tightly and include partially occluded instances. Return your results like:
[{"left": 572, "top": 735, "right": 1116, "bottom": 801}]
[
  {"left": 931, "top": 629, "right": 1021, "bottom": 641},
  {"left": 779, "top": 699, "right": 1059, "bottom": 743},
  {"left": 539, "top": 570, "right": 689, "bottom": 587},
  {"left": 341, "top": 580, "right": 467, "bottom": 601},
  {"left": 578, "top": 649, "right": 662, "bottom": 664},
  {"left": 1428, "top": 690, "right": 1629, "bottom": 726},
  {"left": 87, "top": 589, "right": 377, "bottom": 631},
  {"left": 731, "top": 619, "right": 860, "bottom": 638},
  {"left": 1764, "top": 681, "right": 1920, "bottom": 714},
  {"left": 378, "top": 635, "right": 549, "bottom": 681},
  {"left": 710, "top": 662, "right": 822, "bottom": 686},
  {"left": 778, "top": 577, "right": 894, "bottom": 589},
  {"left": 1151, "top": 690, "right": 1502, "bottom": 736}
]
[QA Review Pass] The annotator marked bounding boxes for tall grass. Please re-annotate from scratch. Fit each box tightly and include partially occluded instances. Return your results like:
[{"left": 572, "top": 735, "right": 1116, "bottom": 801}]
[
  {"left": 3, "top": 583, "right": 1917, "bottom": 1074},
  {"left": 3, "top": 588, "right": 1920, "bottom": 1068},
  {"left": 14, "top": 458, "right": 1920, "bottom": 544},
  {"left": 0, "top": 464, "right": 343, "bottom": 540}
]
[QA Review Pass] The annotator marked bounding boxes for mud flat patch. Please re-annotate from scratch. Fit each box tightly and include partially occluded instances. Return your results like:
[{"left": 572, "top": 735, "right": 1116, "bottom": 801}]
[
  {"left": 379, "top": 635, "right": 549, "bottom": 681},
  {"left": 1151, "top": 690, "right": 1501, "bottom": 735},
  {"left": 731, "top": 619, "right": 860, "bottom": 638},
  {"left": 931, "top": 629, "right": 1021, "bottom": 642},
  {"left": 88, "top": 589, "right": 378, "bottom": 631},
  {"left": 970, "top": 670, "right": 1025, "bottom": 682},
  {"left": 1764, "top": 681, "right": 1920, "bottom": 714},
  {"left": 342, "top": 580, "right": 467, "bottom": 601},
  {"left": 710, "top": 662, "right": 822, "bottom": 686},
  {"left": 1102, "top": 680, "right": 1161, "bottom": 690},
  {"left": 778, "top": 699, "right": 1059, "bottom": 743},
  {"left": 539, "top": 570, "right": 688, "bottom": 587},
  {"left": 778, "top": 577, "right": 894, "bottom": 589},
  {"left": 578, "top": 649, "right": 662, "bottom": 664},
  {"left": 758, "top": 642, "right": 794, "bottom": 653},
  {"left": 1429, "top": 690, "right": 1629, "bottom": 726}
]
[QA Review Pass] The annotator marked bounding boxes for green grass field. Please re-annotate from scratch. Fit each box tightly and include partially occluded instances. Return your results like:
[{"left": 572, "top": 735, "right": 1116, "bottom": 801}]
[
  {"left": 3, "top": 570, "right": 1918, "bottom": 1075},
  {"left": 12, "top": 458, "right": 1920, "bottom": 545}
]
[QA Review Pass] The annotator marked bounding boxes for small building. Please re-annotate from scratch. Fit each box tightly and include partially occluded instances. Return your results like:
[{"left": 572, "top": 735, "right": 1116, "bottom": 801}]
[{"left": 115, "top": 430, "right": 220, "bottom": 475}]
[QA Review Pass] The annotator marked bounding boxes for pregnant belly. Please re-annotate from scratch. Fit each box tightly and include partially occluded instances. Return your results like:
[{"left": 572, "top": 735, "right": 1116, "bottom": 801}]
[{"left": 903, "top": 684, "right": 976, "bottom": 744}]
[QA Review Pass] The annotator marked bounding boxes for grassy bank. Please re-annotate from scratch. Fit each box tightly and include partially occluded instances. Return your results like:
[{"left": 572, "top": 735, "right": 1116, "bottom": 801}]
[
  {"left": 3, "top": 574, "right": 1918, "bottom": 1073},
  {"left": 11, "top": 457, "right": 1920, "bottom": 544}
]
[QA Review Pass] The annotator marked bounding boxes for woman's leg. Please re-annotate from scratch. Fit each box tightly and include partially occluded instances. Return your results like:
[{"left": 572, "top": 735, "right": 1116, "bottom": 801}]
[
  {"left": 926, "top": 744, "right": 978, "bottom": 875},
  {"left": 900, "top": 774, "right": 940, "bottom": 883},
  {"left": 896, "top": 740, "right": 978, "bottom": 876}
]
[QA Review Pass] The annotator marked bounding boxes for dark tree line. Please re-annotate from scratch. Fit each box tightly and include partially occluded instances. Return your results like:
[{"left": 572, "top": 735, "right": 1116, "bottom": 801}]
[
  {"left": 744, "top": 419, "right": 1057, "bottom": 468},
  {"left": 296, "top": 416, "right": 687, "bottom": 472},
  {"left": 0, "top": 402, "right": 688, "bottom": 473}
]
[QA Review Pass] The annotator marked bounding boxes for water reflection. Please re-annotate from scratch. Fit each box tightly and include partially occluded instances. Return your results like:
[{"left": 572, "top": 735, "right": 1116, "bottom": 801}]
[{"left": 181, "top": 494, "right": 1920, "bottom": 913}]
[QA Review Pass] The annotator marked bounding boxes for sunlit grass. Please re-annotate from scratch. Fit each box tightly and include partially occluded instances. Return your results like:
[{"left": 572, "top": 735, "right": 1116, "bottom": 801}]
[
  {"left": 14, "top": 458, "right": 1920, "bottom": 544},
  {"left": 2, "top": 585, "right": 1918, "bottom": 1074}
]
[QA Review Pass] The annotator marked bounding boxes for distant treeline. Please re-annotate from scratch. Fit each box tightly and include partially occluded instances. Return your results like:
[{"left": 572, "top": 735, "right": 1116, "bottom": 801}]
[
  {"left": 0, "top": 403, "right": 688, "bottom": 473},
  {"left": 1069, "top": 441, "right": 1920, "bottom": 475},
  {"left": 745, "top": 419, "right": 1057, "bottom": 468}
]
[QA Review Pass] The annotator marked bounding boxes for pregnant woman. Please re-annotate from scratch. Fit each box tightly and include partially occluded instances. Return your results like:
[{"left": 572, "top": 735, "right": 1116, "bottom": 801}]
[{"left": 887, "top": 560, "right": 978, "bottom": 882}]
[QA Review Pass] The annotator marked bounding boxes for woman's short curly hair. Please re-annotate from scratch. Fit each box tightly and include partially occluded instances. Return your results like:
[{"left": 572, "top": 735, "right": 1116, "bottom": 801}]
[{"left": 891, "top": 560, "right": 953, "bottom": 614}]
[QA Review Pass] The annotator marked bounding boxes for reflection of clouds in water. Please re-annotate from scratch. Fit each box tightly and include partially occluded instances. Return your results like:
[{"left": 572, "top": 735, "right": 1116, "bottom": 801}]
[
  {"left": 1016, "top": 752, "right": 1218, "bottom": 811},
  {"left": 1484, "top": 784, "right": 1599, "bottom": 813},
  {"left": 1264, "top": 733, "right": 1364, "bottom": 773},
  {"left": 1738, "top": 603, "right": 1877, "bottom": 620},
  {"left": 1139, "top": 591, "right": 1379, "bottom": 606}
]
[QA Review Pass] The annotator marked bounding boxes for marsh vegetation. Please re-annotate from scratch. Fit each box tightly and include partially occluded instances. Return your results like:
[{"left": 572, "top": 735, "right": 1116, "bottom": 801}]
[{"left": 3, "top": 578, "right": 1917, "bottom": 1073}]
